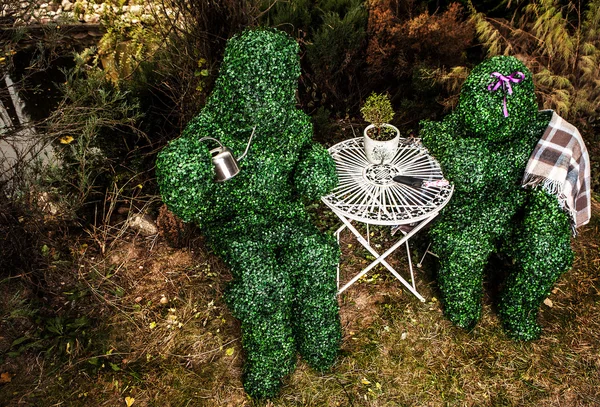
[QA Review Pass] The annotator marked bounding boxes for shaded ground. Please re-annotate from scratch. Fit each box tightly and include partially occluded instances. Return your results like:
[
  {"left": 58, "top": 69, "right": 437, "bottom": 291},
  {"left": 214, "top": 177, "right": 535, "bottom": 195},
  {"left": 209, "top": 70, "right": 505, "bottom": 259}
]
[{"left": 1, "top": 199, "right": 599, "bottom": 406}]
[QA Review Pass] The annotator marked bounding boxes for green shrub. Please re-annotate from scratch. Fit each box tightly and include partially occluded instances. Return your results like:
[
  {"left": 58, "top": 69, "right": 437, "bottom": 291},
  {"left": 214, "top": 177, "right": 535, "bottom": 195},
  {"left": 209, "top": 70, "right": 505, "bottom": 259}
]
[
  {"left": 258, "top": 0, "right": 368, "bottom": 116},
  {"left": 46, "top": 50, "right": 143, "bottom": 216},
  {"left": 306, "top": 0, "right": 368, "bottom": 113},
  {"left": 361, "top": 92, "right": 394, "bottom": 127}
]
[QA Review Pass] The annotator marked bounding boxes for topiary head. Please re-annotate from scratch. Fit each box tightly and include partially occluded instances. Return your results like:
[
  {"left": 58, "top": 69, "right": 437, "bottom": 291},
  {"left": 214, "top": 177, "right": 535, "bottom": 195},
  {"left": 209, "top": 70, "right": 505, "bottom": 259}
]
[
  {"left": 455, "top": 56, "right": 537, "bottom": 142},
  {"left": 206, "top": 28, "right": 301, "bottom": 126}
]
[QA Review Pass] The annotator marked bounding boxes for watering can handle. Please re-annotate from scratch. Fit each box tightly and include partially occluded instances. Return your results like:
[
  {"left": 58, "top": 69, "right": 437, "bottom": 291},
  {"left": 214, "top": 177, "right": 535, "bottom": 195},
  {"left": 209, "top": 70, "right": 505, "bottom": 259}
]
[
  {"left": 198, "top": 136, "right": 224, "bottom": 149},
  {"left": 238, "top": 126, "right": 256, "bottom": 162},
  {"left": 198, "top": 126, "right": 256, "bottom": 160}
]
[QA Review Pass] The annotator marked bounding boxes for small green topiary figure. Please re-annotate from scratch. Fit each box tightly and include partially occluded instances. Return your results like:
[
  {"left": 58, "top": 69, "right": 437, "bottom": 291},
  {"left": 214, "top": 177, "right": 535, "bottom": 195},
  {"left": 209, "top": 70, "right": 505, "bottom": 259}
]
[
  {"left": 420, "top": 56, "right": 590, "bottom": 341},
  {"left": 155, "top": 29, "right": 341, "bottom": 398}
]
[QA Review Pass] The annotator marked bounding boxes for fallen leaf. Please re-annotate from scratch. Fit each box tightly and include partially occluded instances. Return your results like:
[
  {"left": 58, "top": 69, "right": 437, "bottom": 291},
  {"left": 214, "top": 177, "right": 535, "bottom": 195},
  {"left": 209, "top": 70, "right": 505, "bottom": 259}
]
[
  {"left": 361, "top": 377, "right": 371, "bottom": 385},
  {"left": 544, "top": 298, "right": 553, "bottom": 307},
  {"left": 59, "top": 136, "right": 74, "bottom": 144},
  {"left": 225, "top": 347, "right": 235, "bottom": 356},
  {"left": 0, "top": 372, "right": 12, "bottom": 383},
  {"left": 149, "top": 322, "right": 157, "bottom": 329},
  {"left": 125, "top": 396, "right": 135, "bottom": 406}
]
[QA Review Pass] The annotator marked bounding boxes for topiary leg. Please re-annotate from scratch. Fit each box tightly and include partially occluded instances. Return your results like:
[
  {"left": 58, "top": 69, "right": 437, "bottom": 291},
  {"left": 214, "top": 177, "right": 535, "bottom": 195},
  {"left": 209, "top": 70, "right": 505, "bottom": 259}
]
[
  {"left": 499, "top": 189, "right": 573, "bottom": 341},
  {"left": 240, "top": 314, "right": 296, "bottom": 399},
  {"left": 282, "top": 224, "right": 341, "bottom": 371},
  {"left": 223, "top": 236, "right": 296, "bottom": 399},
  {"left": 432, "top": 215, "right": 496, "bottom": 331}
]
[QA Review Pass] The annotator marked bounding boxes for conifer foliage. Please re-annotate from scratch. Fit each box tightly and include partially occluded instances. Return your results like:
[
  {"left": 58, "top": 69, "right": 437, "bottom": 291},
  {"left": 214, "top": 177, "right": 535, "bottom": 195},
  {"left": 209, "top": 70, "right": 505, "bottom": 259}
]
[{"left": 259, "top": 0, "right": 369, "bottom": 114}]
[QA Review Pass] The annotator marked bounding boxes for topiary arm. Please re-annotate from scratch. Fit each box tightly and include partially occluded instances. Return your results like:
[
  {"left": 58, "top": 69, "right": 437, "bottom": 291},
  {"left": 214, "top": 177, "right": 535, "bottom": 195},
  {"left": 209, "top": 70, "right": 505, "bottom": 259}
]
[
  {"left": 422, "top": 117, "right": 533, "bottom": 194},
  {"left": 156, "top": 117, "right": 216, "bottom": 226},
  {"left": 421, "top": 117, "right": 493, "bottom": 193},
  {"left": 293, "top": 143, "right": 339, "bottom": 200}
]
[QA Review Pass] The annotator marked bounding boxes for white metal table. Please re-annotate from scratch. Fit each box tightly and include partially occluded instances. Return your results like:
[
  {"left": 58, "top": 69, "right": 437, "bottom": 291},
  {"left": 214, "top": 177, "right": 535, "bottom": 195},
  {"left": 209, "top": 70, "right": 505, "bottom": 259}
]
[{"left": 322, "top": 137, "right": 454, "bottom": 302}]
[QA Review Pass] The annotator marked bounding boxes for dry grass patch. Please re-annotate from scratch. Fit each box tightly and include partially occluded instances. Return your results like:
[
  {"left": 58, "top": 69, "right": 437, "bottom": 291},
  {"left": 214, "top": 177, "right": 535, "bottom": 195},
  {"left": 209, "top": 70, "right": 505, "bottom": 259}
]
[{"left": 1, "top": 202, "right": 599, "bottom": 406}]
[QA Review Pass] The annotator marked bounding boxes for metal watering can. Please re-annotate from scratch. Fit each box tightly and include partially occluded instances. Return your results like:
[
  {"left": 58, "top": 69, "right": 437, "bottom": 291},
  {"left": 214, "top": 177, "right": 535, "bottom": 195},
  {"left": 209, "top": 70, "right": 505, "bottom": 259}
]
[{"left": 199, "top": 127, "right": 256, "bottom": 182}]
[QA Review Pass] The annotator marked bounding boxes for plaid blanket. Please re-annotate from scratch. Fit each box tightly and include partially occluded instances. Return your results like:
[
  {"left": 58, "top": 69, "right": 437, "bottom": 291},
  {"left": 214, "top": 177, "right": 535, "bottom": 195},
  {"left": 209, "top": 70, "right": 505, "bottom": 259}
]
[{"left": 522, "top": 111, "right": 591, "bottom": 234}]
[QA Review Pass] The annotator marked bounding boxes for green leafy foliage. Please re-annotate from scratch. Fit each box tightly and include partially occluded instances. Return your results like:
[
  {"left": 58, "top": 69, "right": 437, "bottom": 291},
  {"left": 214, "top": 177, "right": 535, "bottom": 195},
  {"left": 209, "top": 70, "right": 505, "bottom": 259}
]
[
  {"left": 307, "top": 0, "right": 368, "bottom": 111},
  {"left": 156, "top": 28, "right": 341, "bottom": 399},
  {"left": 360, "top": 92, "right": 398, "bottom": 140},
  {"left": 46, "top": 51, "right": 143, "bottom": 216},
  {"left": 361, "top": 92, "right": 394, "bottom": 128},
  {"left": 96, "top": 0, "right": 162, "bottom": 86},
  {"left": 421, "top": 56, "right": 574, "bottom": 341}
]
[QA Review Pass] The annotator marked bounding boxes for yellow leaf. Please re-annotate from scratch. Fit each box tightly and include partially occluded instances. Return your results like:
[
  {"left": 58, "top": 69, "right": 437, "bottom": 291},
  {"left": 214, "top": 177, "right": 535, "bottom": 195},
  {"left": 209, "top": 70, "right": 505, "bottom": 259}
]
[
  {"left": 59, "top": 136, "right": 74, "bottom": 144},
  {"left": 125, "top": 396, "right": 135, "bottom": 407},
  {"left": 149, "top": 322, "right": 157, "bottom": 329},
  {"left": 361, "top": 377, "right": 371, "bottom": 385},
  {"left": 0, "top": 372, "right": 12, "bottom": 383},
  {"left": 225, "top": 347, "right": 235, "bottom": 356}
]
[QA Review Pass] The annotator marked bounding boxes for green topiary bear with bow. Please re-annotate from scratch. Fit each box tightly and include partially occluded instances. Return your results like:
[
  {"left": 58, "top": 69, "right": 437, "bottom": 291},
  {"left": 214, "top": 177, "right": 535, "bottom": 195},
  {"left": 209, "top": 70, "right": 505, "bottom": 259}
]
[
  {"left": 420, "top": 56, "right": 590, "bottom": 341},
  {"left": 156, "top": 29, "right": 341, "bottom": 398}
]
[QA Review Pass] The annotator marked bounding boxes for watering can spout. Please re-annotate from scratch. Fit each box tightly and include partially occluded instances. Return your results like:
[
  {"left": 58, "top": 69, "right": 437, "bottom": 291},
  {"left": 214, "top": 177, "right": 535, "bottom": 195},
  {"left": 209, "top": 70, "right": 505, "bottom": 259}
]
[{"left": 199, "top": 127, "right": 256, "bottom": 182}]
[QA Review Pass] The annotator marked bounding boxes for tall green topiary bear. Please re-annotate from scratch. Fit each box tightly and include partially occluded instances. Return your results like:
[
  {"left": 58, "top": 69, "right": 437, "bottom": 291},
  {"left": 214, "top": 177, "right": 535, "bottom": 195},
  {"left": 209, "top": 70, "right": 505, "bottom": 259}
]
[
  {"left": 155, "top": 28, "right": 341, "bottom": 398},
  {"left": 420, "top": 56, "right": 590, "bottom": 341}
]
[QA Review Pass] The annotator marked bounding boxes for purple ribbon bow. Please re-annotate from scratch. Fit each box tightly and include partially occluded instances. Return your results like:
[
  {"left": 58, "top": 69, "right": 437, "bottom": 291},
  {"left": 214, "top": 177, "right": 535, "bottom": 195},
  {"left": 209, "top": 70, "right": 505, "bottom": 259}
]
[{"left": 487, "top": 71, "right": 526, "bottom": 117}]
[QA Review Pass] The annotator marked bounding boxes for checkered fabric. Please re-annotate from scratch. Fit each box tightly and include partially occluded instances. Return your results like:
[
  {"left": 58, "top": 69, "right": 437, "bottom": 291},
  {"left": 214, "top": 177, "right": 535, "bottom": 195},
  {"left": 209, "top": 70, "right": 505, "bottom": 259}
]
[{"left": 522, "top": 111, "right": 591, "bottom": 234}]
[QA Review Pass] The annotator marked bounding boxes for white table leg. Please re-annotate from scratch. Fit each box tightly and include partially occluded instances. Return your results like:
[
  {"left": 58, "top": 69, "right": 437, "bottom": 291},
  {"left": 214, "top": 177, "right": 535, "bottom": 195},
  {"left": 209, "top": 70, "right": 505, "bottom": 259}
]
[
  {"left": 334, "top": 212, "right": 435, "bottom": 302},
  {"left": 334, "top": 224, "right": 346, "bottom": 290}
]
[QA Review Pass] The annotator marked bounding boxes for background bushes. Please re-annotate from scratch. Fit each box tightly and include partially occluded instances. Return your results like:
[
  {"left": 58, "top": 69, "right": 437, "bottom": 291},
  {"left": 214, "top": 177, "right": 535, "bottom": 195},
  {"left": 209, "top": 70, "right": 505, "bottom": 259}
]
[
  {"left": 2, "top": 0, "right": 597, "bottom": 252},
  {"left": 258, "top": 0, "right": 369, "bottom": 116},
  {"left": 365, "top": 0, "right": 476, "bottom": 122},
  {"left": 256, "top": 0, "right": 478, "bottom": 133}
]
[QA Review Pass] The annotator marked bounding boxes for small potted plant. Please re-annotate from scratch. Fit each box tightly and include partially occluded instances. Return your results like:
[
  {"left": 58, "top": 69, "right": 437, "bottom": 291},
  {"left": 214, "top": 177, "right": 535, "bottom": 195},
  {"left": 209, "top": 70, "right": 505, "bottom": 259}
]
[{"left": 361, "top": 92, "right": 400, "bottom": 164}]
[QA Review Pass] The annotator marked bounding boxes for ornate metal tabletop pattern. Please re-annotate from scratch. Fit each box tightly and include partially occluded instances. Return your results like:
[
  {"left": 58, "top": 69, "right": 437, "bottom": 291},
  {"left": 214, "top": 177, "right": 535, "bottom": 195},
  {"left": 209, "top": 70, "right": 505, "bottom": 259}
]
[{"left": 323, "top": 137, "right": 454, "bottom": 225}]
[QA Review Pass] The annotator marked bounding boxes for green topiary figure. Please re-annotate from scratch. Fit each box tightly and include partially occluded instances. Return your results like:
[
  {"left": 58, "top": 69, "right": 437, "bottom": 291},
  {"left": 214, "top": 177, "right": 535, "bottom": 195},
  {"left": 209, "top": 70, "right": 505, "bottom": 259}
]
[
  {"left": 155, "top": 29, "right": 341, "bottom": 398},
  {"left": 420, "top": 56, "right": 590, "bottom": 341}
]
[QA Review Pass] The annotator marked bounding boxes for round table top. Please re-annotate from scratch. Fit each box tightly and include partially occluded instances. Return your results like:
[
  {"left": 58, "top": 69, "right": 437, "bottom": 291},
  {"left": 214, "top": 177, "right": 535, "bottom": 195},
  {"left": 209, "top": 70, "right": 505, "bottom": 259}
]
[{"left": 322, "top": 137, "right": 454, "bottom": 225}]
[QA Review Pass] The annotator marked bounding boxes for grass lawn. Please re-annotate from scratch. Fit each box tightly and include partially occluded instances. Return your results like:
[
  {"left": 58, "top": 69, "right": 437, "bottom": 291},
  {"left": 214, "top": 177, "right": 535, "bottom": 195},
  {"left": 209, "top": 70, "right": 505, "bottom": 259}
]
[{"left": 1, "top": 199, "right": 599, "bottom": 407}]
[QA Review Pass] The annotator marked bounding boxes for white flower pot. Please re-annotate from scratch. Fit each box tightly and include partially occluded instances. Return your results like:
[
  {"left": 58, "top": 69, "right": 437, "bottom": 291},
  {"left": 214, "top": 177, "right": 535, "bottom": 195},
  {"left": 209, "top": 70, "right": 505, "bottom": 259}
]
[{"left": 363, "top": 123, "right": 400, "bottom": 165}]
